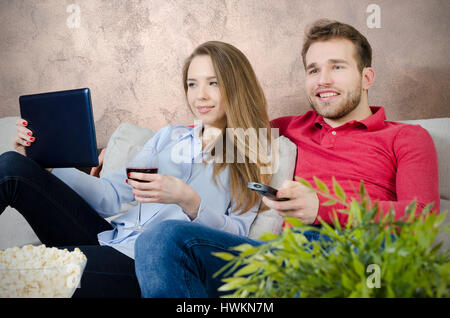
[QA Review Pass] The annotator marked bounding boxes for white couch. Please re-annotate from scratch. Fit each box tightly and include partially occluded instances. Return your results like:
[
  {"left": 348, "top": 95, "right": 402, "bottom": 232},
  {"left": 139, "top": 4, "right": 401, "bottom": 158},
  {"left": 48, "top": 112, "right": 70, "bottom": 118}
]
[{"left": 0, "top": 116, "right": 449, "bottom": 251}]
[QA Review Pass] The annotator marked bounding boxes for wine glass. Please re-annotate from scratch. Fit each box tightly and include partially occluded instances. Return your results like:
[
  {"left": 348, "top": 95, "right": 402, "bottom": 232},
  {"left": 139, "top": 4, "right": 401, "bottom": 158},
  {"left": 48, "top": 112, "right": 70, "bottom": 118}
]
[{"left": 124, "top": 147, "right": 159, "bottom": 232}]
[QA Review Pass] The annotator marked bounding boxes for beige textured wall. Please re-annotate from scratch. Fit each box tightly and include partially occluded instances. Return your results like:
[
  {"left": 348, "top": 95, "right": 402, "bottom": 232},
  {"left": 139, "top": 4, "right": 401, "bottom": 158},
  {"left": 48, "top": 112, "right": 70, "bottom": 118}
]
[{"left": 1, "top": 0, "right": 449, "bottom": 147}]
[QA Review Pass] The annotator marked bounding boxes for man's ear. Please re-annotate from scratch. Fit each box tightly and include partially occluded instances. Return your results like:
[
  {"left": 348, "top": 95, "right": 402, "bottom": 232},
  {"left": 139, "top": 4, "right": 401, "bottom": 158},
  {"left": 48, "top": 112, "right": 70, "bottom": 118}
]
[{"left": 362, "top": 67, "right": 375, "bottom": 91}]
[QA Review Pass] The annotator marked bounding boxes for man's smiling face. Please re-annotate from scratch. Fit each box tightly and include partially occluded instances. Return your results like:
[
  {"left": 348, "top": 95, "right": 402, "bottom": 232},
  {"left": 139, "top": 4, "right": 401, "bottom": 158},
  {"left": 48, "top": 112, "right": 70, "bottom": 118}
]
[{"left": 304, "top": 38, "right": 364, "bottom": 120}]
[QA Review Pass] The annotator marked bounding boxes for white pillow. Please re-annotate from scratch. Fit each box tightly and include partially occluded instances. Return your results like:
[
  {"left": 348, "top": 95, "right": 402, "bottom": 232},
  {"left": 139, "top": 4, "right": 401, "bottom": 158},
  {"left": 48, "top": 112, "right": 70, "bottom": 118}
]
[
  {"left": 0, "top": 117, "right": 20, "bottom": 155},
  {"left": 0, "top": 117, "right": 42, "bottom": 249},
  {"left": 248, "top": 136, "right": 297, "bottom": 239},
  {"left": 101, "top": 123, "right": 157, "bottom": 177}
]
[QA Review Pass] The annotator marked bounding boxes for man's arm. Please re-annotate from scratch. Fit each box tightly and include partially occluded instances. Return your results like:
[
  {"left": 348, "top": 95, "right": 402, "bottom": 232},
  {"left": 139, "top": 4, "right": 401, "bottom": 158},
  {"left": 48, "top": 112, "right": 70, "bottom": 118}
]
[{"left": 376, "top": 125, "right": 440, "bottom": 218}]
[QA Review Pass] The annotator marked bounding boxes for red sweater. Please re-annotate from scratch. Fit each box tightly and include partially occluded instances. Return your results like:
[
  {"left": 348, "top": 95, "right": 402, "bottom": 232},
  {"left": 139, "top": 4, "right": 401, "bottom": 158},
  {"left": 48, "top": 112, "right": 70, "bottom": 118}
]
[{"left": 271, "top": 106, "right": 440, "bottom": 227}]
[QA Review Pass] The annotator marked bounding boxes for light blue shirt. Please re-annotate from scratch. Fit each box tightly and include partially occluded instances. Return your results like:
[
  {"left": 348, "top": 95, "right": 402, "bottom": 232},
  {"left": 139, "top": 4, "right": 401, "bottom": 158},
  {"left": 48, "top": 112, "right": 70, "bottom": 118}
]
[{"left": 52, "top": 125, "right": 259, "bottom": 259}]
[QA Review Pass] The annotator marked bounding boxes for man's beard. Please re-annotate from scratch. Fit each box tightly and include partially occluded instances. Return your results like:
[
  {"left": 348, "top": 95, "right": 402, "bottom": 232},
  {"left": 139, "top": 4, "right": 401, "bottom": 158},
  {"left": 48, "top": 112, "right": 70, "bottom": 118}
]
[{"left": 308, "top": 83, "right": 362, "bottom": 120}]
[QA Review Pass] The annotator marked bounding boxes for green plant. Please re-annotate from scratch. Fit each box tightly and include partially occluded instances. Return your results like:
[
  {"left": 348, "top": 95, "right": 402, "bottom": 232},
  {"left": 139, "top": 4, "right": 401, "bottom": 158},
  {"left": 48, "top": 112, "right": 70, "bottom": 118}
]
[{"left": 213, "top": 177, "right": 450, "bottom": 297}]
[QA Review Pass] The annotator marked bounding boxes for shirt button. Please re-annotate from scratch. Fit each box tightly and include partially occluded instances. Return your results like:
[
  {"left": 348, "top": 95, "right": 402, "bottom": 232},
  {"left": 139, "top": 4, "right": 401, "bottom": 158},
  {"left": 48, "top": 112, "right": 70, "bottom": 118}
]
[{"left": 331, "top": 131, "right": 337, "bottom": 135}]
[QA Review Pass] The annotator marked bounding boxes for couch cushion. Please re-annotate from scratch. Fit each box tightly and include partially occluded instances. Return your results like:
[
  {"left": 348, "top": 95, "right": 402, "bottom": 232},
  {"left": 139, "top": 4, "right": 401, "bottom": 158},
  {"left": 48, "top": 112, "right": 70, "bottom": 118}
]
[
  {"left": 0, "top": 116, "right": 20, "bottom": 155},
  {"left": 248, "top": 136, "right": 296, "bottom": 239},
  {"left": 100, "top": 123, "right": 157, "bottom": 216},
  {"left": 0, "top": 207, "right": 40, "bottom": 250},
  {"left": 0, "top": 117, "right": 40, "bottom": 249},
  {"left": 101, "top": 123, "right": 157, "bottom": 176},
  {"left": 436, "top": 199, "right": 450, "bottom": 251}
]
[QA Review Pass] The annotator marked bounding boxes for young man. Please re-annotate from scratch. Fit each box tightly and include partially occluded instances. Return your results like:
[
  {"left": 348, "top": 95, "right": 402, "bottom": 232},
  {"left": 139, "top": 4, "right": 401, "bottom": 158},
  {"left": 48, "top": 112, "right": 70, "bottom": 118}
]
[{"left": 133, "top": 19, "right": 440, "bottom": 297}]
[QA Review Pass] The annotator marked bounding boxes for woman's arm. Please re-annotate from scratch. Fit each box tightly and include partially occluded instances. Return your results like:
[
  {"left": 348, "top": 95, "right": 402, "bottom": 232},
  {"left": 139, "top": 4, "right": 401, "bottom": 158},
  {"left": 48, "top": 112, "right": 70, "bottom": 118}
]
[
  {"left": 52, "top": 126, "right": 172, "bottom": 218},
  {"left": 192, "top": 200, "right": 259, "bottom": 237},
  {"left": 51, "top": 167, "right": 133, "bottom": 218}
]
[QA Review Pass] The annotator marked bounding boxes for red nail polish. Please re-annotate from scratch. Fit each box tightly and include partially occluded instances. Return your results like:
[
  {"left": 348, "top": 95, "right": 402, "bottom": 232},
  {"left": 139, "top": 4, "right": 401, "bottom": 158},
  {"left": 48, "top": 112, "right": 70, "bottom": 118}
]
[
  {"left": 27, "top": 132, "right": 32, "bottom": 136},
  {"left": 22, "top": 121, "right": 27, "bottom": 126},
  {"left": 26, "top": 142, "right": 31, "bottom": 146},
  {"left": 30, "top": 137, "right": 35, "bottom": 141},
  {"left": 128, "top": 173, "right": 131, "bottom": 177},
  {"left": 126, "top": 179, "right": 128, "bottom": 183}
]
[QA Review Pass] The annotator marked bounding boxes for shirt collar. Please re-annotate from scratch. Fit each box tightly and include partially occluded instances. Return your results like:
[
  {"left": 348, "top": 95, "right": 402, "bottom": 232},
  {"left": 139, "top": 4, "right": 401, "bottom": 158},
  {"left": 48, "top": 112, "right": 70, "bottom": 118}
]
[
  {"left": 359, "top": 106, "right": 386, "bottom": 131},
  {"left": 313, "top": 106, "right": 386, "bottom": 131},
  {"left": 313, "top": 114, "right": 327, "bottom": 129},
  {"left": 191, "top": 123, "right": 204, "bottom": 138},
  {"left": 177, "top": 123, "right": 203, "bottom": 139}
]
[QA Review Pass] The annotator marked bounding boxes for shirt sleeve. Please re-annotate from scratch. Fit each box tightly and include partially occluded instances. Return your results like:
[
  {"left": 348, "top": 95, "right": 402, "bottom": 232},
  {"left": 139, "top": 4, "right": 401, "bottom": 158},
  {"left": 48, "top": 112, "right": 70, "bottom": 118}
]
[
  {"left": 377, "top": 125, "right": 440, "bottom": 218},
  {"left": 51, "top": 167, "right": 133, "bottom": 218},
  {"left": 313, "top": 125, "right": 440, "bottom": 227},
  {"left": 192, "top": 199, "right": 259, "bottom": 237},
  {"left": 51, "top": 126, "right": 173, "bottom": 218}
]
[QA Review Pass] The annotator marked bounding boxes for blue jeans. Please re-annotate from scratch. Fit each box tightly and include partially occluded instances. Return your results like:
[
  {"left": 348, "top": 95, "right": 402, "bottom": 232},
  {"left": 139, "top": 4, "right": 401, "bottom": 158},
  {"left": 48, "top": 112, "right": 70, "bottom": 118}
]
[
  {"left": 0, "top": 151, "right": 140, "bottom": 297},
  {"left": 134, "top": 219, "right": 328, "bottom": 297}
]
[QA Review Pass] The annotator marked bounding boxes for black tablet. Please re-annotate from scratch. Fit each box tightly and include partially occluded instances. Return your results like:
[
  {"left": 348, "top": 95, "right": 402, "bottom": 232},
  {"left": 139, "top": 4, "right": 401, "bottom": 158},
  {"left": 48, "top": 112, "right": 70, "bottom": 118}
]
[{"left": 19, "top": 88, "right": 99, "bottom": 168}]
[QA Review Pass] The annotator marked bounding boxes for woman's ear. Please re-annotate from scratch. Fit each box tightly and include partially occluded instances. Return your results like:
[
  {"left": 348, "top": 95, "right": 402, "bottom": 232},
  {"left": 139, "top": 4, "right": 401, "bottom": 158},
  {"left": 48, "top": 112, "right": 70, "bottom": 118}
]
[{"left": 362, "top": 67, "right": 375, "bottom": 91}]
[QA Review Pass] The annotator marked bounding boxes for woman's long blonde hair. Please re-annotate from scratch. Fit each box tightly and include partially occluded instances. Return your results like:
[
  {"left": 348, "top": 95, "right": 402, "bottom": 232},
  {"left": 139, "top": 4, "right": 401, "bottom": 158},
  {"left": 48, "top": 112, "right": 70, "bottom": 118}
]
[{"left": 182, "top": 41, "right": 273, "bottom": 214}]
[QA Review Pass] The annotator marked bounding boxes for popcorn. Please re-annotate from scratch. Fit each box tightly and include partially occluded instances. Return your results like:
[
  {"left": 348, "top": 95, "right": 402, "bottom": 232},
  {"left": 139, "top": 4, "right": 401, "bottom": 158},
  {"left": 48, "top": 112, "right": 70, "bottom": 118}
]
[{"left": 0, "top": 245, "right": 87, "bottom": 298}]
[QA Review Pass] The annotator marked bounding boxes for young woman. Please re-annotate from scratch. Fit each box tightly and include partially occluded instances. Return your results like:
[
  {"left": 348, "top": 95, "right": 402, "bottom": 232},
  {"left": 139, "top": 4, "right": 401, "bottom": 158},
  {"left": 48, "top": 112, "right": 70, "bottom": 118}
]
[{"left": 0, "top": 41, "right": 273, "bottom": 297}]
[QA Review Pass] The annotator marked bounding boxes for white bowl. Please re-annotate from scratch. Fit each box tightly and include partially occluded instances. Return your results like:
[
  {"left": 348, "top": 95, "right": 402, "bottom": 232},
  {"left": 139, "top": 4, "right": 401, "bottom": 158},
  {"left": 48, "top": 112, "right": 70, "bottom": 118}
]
[
  {"left": 0, "top": 245, "right": 87, "bottom": 298},
  {"left": 0, "top": 259, "right": 87, "bottom": 298}
]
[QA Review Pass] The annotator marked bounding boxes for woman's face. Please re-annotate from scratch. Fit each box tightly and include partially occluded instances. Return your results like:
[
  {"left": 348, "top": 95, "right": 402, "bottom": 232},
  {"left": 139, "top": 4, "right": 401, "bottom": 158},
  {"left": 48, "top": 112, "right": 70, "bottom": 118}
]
[{"left": 186, "top": 55, "right": 226, "bottom": 129}]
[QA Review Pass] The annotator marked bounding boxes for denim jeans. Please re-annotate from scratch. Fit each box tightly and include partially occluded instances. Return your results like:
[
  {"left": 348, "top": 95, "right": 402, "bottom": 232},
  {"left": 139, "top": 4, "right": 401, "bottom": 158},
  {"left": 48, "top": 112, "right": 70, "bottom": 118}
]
[
  {"left": 0, "top": 151, "right": 140, "bottom": 297},
  {"left": 134, "top": 219, "right": 329, "bottom": 298}
]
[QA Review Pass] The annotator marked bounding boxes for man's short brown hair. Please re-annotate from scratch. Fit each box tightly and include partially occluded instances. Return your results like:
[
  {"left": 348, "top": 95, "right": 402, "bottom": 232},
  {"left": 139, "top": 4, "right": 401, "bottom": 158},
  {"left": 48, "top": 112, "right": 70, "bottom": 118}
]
[{"left": 301, "top": 19, "right": 372, "bottom": 73}]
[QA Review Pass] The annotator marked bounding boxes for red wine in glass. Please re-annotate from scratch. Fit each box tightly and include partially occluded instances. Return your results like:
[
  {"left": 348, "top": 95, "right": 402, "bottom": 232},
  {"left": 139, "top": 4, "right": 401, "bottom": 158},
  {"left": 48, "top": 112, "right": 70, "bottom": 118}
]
[
  {"left": 126, "top": 168, "right": 158, "bottom": 180},
  {"left": 125, "top": 167, "right": 158, "bottom": 231}
]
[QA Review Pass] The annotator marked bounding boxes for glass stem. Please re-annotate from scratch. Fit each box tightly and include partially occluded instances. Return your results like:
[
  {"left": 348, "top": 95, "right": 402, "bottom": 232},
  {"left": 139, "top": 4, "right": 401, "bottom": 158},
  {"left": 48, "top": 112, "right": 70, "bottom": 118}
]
[{"left": 138, "top": 203, "right": 142, "bottom": 226}]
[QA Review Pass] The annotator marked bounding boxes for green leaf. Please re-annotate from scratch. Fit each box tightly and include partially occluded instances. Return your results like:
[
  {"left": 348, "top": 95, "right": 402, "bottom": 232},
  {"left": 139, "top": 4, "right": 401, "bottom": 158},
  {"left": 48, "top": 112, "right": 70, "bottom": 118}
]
[
  {"left": 313, "top": 176, "right": 330, "bottom": 194},
  {"left": 332, "top": 177, "right": 347, "bottom": 202},
  {"left": 341, "top": 273, "right": 353, "bottom": 290},
  {"left": 284, "top": 216, "right": 304, "bottom": 227},
  {"left": 230, "top": 243, "right": 253, "bottom": 252},
  {"left": 322, "top": 199, "right": 338, "bottom": 206},
  {"left": 381, "top": 204, "right": 395, "bottom": 224},
  {"left": 295, "top": 176, "right": 313, "bottom": 189},
  {"left": 258, "top": 232, "right": 280, "bottom": 241},
  {"left": 234, "top": 262, "right": 261, "bottom": 277},
  {"left": 405, "top": 200, "right": 417, "bottom": 222},
  {"left": 352, "top": 257, "right": 365, "bottom": 278},
  {"left": 349, "top": 200, "right": 362, "bottom": 224},
  {"left": 240, "top": 246, "right": 259, "bottom": 257},
  {"left": 218, "top": 277, "right": 247, "bottom": 292},
  {"left": 359, "top": 179, "right": 366, "bottom": 198},
  {"left": 346, "top": 212, "right": 354, "bottom": 230},
  {"left": 331, "top": 211, "right": 342, "bottom": 231},
  {"left": 212, "top": 251, "right": 235, "bottom": 261}
]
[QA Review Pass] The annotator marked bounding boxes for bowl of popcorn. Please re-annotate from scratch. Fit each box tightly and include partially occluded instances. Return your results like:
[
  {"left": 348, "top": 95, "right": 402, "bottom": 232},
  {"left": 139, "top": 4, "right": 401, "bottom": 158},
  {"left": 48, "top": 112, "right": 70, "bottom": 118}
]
[{"left": 0, "top": 245, "right": 87, "bottom": 298}]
